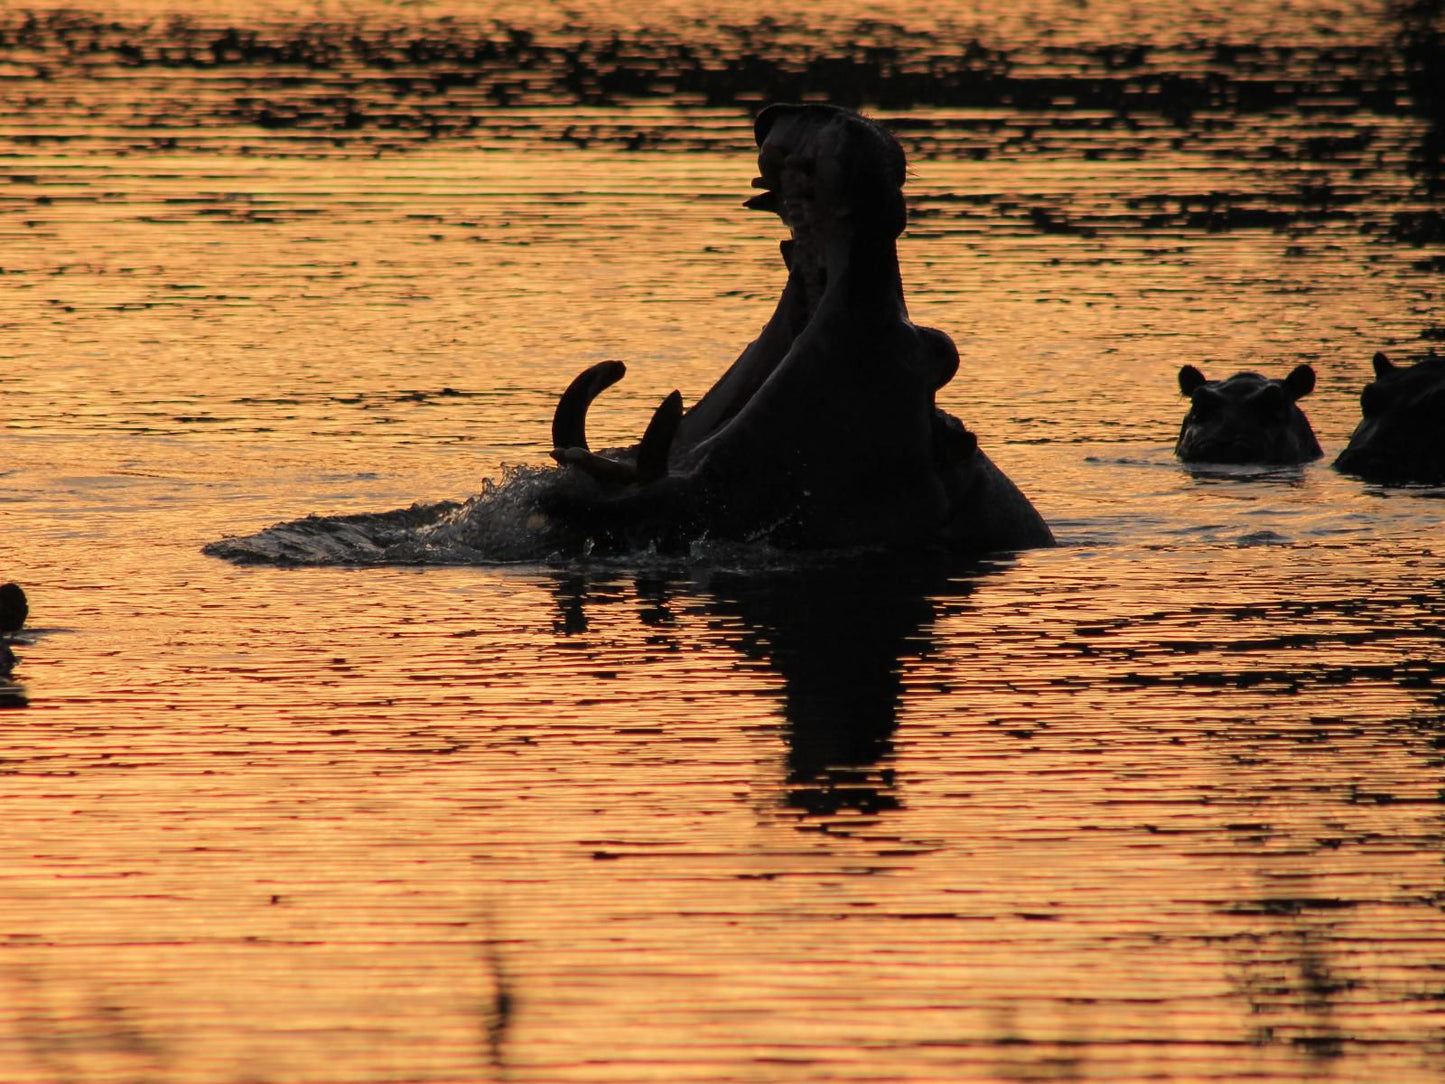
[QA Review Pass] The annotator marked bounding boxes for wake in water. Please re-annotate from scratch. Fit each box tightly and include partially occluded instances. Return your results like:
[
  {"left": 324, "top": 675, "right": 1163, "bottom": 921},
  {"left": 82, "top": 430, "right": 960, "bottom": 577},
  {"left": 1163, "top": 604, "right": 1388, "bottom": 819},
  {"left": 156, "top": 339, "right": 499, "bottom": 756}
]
[
  {"left": 203, "top": 464, "right": 817, "bottom": 566},
  {"left": 202, "top": 466, "right": 626, "bottom": 565},
  {"left": 199, "top": 463, "right": 1031, "bottom": 569}
]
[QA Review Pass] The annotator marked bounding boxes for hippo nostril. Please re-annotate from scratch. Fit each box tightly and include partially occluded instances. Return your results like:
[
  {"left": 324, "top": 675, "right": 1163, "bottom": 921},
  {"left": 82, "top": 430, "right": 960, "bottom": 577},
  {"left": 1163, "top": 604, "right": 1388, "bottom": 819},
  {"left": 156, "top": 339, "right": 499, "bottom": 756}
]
[{"left": 1248, "top": 383, "right": 1288, "bottom": 420}]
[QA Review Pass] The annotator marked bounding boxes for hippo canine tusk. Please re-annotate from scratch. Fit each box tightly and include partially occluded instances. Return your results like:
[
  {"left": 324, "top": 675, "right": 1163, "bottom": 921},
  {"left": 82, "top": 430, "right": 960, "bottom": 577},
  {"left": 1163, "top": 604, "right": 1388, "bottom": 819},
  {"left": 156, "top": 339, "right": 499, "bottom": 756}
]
[
  {"left": 635, "top": 390, "right": 683, "bottom": 483},
  {"left": 552, "top": 359, "right": 627, "bottom": 452},
  {"left": 550, "top": 363, "right": 683, "bottom": 486}
]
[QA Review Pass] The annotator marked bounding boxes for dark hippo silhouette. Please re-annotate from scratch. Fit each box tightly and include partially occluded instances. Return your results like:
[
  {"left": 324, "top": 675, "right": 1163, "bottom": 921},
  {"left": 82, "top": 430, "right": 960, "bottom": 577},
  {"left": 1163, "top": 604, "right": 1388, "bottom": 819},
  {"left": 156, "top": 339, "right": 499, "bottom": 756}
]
[
  {"left": 1334, "top": 352, "right": 1445, "bottom": 484},
  {"left": 1174, "top": 364, "right": 1322, "bottom": 465},
  {"left": 0, "top": 583, "right": 26, "bottom": 635},
  {"left": 0, "top": 582, "right": 25, "bottom": 682},
  {"left": 543, "top": 104, "right": 1053, "bottom": 554}
]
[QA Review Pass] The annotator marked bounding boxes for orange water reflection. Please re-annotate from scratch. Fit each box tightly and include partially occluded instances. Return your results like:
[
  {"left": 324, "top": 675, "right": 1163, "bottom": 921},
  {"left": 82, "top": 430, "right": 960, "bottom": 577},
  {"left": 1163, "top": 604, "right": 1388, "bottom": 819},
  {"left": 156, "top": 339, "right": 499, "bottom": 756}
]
[{"left": 3, "top": 1, "right": 1445, "bottom": 1080}]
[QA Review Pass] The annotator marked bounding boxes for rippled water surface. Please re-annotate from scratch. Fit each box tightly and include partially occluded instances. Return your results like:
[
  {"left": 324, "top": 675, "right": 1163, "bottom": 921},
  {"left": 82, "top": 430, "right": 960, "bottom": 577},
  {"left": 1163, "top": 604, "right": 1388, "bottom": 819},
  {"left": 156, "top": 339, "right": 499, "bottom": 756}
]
[{"left": 3, "top": 1, "right": 1445, "bottom": 1080}]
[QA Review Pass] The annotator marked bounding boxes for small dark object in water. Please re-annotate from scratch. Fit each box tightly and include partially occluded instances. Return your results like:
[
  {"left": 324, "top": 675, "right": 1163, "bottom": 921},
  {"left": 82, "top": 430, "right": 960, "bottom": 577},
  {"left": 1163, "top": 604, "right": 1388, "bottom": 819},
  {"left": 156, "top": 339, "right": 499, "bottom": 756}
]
[
  {"left": 0, "top": 583, "right": 27, "bottom": 635},
  {"left": 1334, "top": 352, "right": 1445, "bottom": 484},
  {"left": 1175, "top": 364, "right": 1322, "bottom": 464}
]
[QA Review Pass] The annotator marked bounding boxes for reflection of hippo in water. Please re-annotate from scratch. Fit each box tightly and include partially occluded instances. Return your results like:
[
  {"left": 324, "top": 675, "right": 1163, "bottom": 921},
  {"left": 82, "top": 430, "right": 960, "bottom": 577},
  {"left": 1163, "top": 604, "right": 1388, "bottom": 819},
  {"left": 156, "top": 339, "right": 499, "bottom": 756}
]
[
  {"left": 1174, "top": 364, "right": 1322, "bottom": 465},
  {"left": 543, "top": 103, "right": 1053, "bottom": 555},
  {"left": 1334, "top": 352, "right": 1445, "bottom": 484}
]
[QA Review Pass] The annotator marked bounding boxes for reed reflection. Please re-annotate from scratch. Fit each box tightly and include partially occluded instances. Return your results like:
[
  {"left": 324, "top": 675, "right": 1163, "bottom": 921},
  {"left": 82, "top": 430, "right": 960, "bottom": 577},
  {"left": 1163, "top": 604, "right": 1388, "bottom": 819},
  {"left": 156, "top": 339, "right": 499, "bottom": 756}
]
[
  {"left": 1223, "top": 836, "right": 1351, "bottom": 1062},
  {"left": 1396, "top": 0, "right": 1445, "bottom": 193}
]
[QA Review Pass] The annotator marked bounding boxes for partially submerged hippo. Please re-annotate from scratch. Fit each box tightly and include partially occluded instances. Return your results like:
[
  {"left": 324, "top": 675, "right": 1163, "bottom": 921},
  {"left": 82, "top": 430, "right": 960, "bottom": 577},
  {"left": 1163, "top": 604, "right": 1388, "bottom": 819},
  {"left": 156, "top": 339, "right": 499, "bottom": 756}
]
[
  {"left": 1334, "top": 352, "right": 1445, "bottom": 483},
  {"left": 543, "top": 104, "right": 1053, "bottom": 554},
  {"left": 0, "top": 583, "right": 26, "bottom": 636},
  {"left": 0, "top": 582, "right": 26, "bottom": 682},
  {"left": 1175, "top": 364, "right": 1322, "bottom": 465}
]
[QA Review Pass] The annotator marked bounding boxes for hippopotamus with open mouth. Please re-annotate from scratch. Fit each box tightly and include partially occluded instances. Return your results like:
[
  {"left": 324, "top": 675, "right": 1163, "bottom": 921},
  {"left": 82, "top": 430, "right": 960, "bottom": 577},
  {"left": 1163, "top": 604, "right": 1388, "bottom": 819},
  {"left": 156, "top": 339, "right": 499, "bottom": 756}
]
[
  {"left": 1334, "top": 352, "right": 1445, "bottom": 484},
  {"left": 1174, "top": 364, "right": 1322, "bottom": 465},
  {"left": 541, "top": 103, "right": 1053, "bottom": 554}
]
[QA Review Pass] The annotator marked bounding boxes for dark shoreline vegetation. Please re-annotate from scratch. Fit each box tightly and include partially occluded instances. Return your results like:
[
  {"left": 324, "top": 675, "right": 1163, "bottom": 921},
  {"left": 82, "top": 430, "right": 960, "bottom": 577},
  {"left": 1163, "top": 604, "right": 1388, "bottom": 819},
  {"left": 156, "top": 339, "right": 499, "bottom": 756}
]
[
  {"left": 3, "top": 7, "right": 1443, "bottom": 260},
  {"left": 1, "top": 8, "right": 1441, "bottom": 130}
]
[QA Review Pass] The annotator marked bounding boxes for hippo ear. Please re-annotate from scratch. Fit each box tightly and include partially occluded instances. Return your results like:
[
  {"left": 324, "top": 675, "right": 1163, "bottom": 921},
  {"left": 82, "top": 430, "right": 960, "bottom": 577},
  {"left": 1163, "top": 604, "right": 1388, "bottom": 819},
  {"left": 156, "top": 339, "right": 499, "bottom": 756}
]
[
  {"left": 1372, "top": 351, "right": 1394, "bottom": 379},
  {"left": 1178, "top": 365, "right": 1207, "bottom": 395},
  {"left": 1283, "top": 364, "right": 1316, "bottom": 401}
]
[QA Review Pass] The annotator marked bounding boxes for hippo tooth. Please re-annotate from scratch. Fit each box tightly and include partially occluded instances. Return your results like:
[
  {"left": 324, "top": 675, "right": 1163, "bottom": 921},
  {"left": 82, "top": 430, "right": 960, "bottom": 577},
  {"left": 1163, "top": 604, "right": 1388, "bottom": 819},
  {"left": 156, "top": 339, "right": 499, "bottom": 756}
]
[
  {"left": 636, "top": 390, "right": 683, "bottom": 483},
  {"left": 552, "top": 359, "right": 627, "bottom": 451}
]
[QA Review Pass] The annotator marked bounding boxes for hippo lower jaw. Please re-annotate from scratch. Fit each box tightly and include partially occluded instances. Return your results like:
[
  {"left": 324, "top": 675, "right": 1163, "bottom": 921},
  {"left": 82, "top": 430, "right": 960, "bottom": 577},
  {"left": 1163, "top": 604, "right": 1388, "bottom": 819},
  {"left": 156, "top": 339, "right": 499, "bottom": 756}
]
[{"left": 540, "top": 104, "right": 1053, "bottom": 554}]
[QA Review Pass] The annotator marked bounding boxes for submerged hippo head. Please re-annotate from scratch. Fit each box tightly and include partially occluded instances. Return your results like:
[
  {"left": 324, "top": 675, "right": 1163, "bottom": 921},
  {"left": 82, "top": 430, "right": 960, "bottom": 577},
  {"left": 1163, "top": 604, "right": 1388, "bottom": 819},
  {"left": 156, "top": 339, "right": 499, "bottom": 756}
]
[
  {"left": 1333, "top": 352, "right": 1445, "bottom": 483},
  {"left": 1175, "top": 364, "right": 1322, "bottom": 465}
]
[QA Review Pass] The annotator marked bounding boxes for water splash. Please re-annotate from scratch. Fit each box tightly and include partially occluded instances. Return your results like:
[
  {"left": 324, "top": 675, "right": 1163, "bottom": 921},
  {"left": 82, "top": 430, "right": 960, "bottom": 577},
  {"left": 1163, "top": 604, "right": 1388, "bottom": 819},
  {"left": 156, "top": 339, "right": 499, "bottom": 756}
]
[{"left": 203, "top": 465, "right": 577, "bottom": 564}]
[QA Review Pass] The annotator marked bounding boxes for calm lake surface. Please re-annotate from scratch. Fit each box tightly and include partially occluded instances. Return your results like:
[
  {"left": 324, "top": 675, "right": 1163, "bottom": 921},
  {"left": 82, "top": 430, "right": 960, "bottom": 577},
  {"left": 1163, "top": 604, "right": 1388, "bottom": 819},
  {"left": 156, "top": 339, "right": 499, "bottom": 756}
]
[{"left": 3, "top": 1, "right": 1445, "bottom": 1080}]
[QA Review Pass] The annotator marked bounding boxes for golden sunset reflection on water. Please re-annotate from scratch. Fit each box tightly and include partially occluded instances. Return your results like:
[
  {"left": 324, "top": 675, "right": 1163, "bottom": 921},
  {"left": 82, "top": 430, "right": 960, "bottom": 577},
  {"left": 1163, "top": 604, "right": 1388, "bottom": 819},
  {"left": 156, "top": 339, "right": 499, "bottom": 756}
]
[{"left": 3, "top": 0, "right": 1445, "bottom": 1080}]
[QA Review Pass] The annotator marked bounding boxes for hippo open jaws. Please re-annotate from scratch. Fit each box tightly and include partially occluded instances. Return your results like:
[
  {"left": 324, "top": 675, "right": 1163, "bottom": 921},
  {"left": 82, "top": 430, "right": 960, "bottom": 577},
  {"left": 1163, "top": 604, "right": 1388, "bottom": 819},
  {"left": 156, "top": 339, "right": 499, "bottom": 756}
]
[{"left": 540, "top": 104, "right": 1053, "bottom": 555}]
